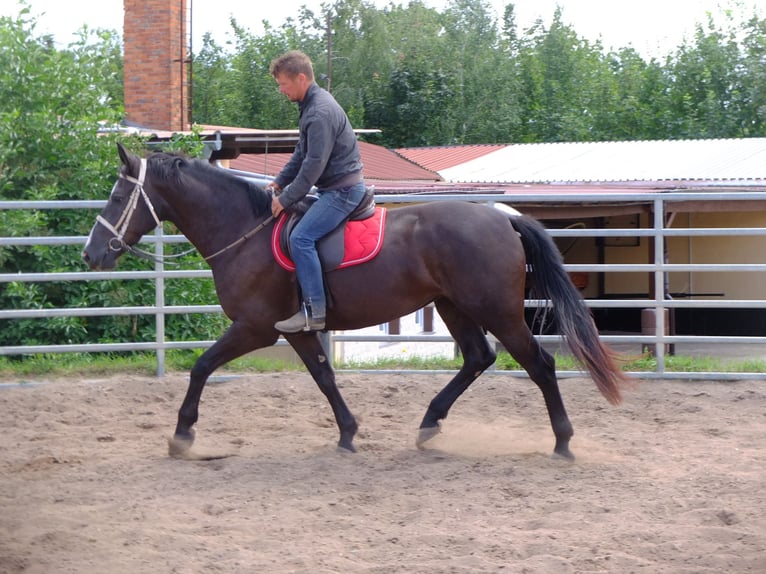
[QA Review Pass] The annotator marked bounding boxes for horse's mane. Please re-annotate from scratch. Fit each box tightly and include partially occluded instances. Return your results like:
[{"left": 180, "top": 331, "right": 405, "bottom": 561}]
[{"left": 147, "top": 151, "right": 272, "bottom": 217}]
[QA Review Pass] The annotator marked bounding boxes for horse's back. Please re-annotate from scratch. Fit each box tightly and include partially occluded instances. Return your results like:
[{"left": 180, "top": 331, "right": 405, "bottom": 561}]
[
  {"left": 374, "top": 200, "right": 526, "bottom": 288},
  {"left": 386, "top": 200, "right": 523, "bottom": 258},
  {"left": 324, "top": 200, "right": 528, "bottom": 329}
]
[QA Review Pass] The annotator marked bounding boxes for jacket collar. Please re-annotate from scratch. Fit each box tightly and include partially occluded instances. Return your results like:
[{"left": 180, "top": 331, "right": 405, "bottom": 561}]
[{"left": 298, "top": 82, "right": 319, "bottom": 114}]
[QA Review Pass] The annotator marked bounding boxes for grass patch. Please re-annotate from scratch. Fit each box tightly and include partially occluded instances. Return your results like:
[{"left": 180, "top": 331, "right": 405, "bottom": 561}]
[
  {"left": 339, "top": 354, "right": 464, "bottom": 371},
  {"left": 1, "top": 349, "right": 765, "bottom": 379},
  {"left": 0, "top": 350, "right": 304, "bottom": 379},
  {"left": 171, "top": 350, "right": 304, "bottom": 374},
  {"left": 731, "top": 358, "right": 766, "bottom": 372},
  {"left": 339, "top": 351, "right": 766, "bottom": 374},
  {"left": 0, "top": 353, "right": 159, "bottom": 378}
]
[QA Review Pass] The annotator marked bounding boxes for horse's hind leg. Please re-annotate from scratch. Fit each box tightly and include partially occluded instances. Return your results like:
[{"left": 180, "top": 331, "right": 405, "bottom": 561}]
[
  {"left": 492, "top": 323, "right": 575, "bottom": 460},
  {"left": 170, "top": 321, "right": 277, "bottom": 457},
  {"left": 285, "top": 332, "right": 358, "bottom": 452},
  {"left": 417, "top": 299, "right": 497, "bottom": 447}
]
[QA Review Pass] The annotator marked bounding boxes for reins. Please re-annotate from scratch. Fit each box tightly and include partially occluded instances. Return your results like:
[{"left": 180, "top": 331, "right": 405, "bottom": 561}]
[
  {"left": 97, "top": 159, "right": 275, "bottom": 266},
  {"left": 201, "top": 215, "right": 274, "bottom": 262}
]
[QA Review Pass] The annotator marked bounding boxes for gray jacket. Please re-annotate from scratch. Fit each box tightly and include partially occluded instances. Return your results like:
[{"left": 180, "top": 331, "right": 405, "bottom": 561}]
[{"left": 275, "top": 83, "right": 363, "bottom": 207}]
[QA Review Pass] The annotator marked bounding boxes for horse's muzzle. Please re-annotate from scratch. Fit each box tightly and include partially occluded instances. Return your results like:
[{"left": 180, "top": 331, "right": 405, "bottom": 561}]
[{"left": 82, "top": 248, "right": 116, "bottom": 271}]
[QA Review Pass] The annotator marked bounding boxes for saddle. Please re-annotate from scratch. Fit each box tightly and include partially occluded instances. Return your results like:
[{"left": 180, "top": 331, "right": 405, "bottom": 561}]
[{"left": 272, "top": 186, "right": 385, "bottom": 272}]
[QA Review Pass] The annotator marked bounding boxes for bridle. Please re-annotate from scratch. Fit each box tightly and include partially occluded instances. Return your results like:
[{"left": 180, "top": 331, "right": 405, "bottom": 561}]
[
  {"left": 97, "top": 158, "right": 274, "bottom": 264},
  {"left": 97, "top": 158, "right": 164, "bottom": 256}
]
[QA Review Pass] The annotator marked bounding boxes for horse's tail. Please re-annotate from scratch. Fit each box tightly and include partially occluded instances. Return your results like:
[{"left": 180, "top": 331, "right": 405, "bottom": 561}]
[{"left": 509, "top": 215, "right": 628, "bottom": 405}]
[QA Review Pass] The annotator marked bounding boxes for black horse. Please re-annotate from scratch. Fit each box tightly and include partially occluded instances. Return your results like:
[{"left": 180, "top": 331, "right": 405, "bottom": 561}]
[{"left": 82, "top": 144, "right": 629, "bottom": 460}]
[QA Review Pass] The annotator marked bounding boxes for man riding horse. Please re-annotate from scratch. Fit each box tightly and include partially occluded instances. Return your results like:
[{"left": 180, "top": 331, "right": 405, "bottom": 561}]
[{"left": 266, "top": 50, "right": 367, "bottom": 333}]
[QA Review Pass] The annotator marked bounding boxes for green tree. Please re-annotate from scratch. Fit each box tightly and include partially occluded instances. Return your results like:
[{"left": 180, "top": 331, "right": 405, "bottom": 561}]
[
  {"left": 192, "top": 9, "right": 326, "bottom": 130},
  {"left": 319, "top": 0, "right": 387, "bottom": 128},
  {"left": 603, "top": 48, "right": 670, "bottom": 140},
  {"left": 191, "top": 32, "right": 233, "bottom": 125},
  {"left": 359, "top": 1, "right": 455, "bottom": 146},
  {"left": 731, "top": 11, "right": 766, "bottom": 136},
  {"left": 188, "top": 0, "right": 766, "bottom": 145},
  {"left": 665, "top": 13, "right": 744, "bottom": 138},
  {"left": 0, "top": 5, "right": 125, "bottom": 347},
  {"left": 0, "top": 5, "right": 226, "bottom": 350},
  {"left": 0, "top": 10, "right": 121, "bottom": 201},
  {"left": 516, "top": 8, "right": 610, "bottom": 142},
  {"left": 442, "top": 0, "right": 521, "bottom": 143}
]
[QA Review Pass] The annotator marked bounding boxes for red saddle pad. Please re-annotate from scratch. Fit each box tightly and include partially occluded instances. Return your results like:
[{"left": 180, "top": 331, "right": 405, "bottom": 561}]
[{"left": 272, "top": 207, "right": 387, "bottom": 272}]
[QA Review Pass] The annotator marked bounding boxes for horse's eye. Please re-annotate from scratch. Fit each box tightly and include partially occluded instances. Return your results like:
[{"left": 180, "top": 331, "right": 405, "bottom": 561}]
[{"left": 108, "top": 180, "right": 125, "bottom": 202}]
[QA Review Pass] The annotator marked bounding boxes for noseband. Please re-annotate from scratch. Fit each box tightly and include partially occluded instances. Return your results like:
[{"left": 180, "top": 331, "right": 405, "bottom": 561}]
[{"left": 96, "top": 158, "right": 161, "bottom": 252}]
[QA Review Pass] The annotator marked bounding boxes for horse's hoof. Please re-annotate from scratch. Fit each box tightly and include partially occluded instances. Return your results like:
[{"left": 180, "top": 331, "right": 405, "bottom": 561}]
[
  {"left": 551, "top": 449, "right": 575, "bottom": 462},
  {"left": 168, "top": 433, "right": 195, "bottom": 458},
  {"left": 336, "top": 442, "right": 356, "bottom": 454},
  {"left": 416, "top": 424, "right": 441, "bottom": 449},
  {"left": 168, "top": 435, "right": 234, "bottom": 461}
]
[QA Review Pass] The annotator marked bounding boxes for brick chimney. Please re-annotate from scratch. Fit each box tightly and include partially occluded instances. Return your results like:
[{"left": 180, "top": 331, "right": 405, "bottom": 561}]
[{"left": 123, "top": 0, "right": 189, "bottom": 131}]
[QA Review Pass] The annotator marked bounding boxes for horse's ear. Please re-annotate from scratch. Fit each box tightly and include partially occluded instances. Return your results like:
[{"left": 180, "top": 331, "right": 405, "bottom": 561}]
[{"left": 117, "top": 142, "right": 131, "bottom": 167}]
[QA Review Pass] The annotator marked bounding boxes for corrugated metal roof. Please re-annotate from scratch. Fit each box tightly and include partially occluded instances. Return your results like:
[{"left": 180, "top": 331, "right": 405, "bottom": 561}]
[
  {"left": 230, "top": 151, "right": 290, "bottom": 177},
  {"left": 126, "top": 121, "right": 766, "bottom": 185},
  {"left": 396, "top": 144, "right": 506, "bottom": 172},
  {"left": 230, "top": 141, "right": 441, "bottom": 182},
  {"left": 367, "top": 180, "right": 686, "bottom": 195},
  {"left": 438, "top": 138, "right": 766, "bottom": 183},
  {"left": 358, "top": 141, "right": 442, "bottom": 181}
]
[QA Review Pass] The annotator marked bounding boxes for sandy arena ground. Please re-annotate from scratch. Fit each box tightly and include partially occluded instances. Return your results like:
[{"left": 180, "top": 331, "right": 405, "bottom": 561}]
[{"left": 1, "top": 370, "right": 764, "bottom": 573}]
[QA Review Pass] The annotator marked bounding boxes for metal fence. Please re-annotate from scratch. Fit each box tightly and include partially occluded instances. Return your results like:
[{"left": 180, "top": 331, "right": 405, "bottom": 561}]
[{"left": 2, "top": 190, "right": 766, "bottom": 381}]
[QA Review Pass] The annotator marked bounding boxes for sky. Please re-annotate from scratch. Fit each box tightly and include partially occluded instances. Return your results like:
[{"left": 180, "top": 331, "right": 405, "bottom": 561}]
[{"left": 1, "top": 0, "right": 760, "bottom": 59}]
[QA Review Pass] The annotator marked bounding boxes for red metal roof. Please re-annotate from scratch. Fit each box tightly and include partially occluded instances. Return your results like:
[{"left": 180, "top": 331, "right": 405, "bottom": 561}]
[
  {"left": 229, "top": 141, "right": 441, "bottom": 182},
  {"left": 396, "top": 144, "right": 507, "bottom": 172},
  {"left": 229, "top": 152, "right": 290, "bottom": 177}
]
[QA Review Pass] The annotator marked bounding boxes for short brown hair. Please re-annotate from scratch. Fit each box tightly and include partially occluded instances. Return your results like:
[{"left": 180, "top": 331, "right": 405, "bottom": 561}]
[{"left": 269, "top": 50, "right": 315, "bottom": 82}]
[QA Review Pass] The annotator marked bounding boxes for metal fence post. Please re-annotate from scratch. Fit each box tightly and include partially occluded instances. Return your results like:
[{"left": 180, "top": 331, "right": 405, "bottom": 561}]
[
  {"left": 155, "top": 226, "right": 166, "bottom": 376},
  {"left": 653, "top": 198, "right": 666, "bottom": 374}
]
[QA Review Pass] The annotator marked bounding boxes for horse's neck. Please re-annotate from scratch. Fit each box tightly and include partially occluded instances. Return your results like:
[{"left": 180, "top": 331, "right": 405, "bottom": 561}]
[{"left": 160, "top": 178, "right": 268, "bottom": 263}]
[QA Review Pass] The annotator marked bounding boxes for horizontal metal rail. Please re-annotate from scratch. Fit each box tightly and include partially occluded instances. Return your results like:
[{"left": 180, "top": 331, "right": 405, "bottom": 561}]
[
  {"left": 0, "top": 305, "right": 223, "bottom": 320},
  {"left": 0, "top": 270, "right": 212, "bottom": 283},
  {"left": 41, "top": 302, "right": 766, "bottom": 320},
  {"left": 2, "top": 191, "right": 766, "bottom": 379}
]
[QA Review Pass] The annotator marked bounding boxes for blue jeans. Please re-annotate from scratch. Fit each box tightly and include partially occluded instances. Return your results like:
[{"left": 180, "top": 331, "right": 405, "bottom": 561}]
[{"left": 289, "top": 182, "right": 367, "bottom": 316}]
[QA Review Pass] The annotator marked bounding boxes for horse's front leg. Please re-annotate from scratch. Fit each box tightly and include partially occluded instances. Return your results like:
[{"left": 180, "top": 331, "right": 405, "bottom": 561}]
[
  {"left": 285, "top": 332, "right": 358, "bottom": 452},
  {"left": 169, "top": 321, "right": 276, "bottom": 457}
]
